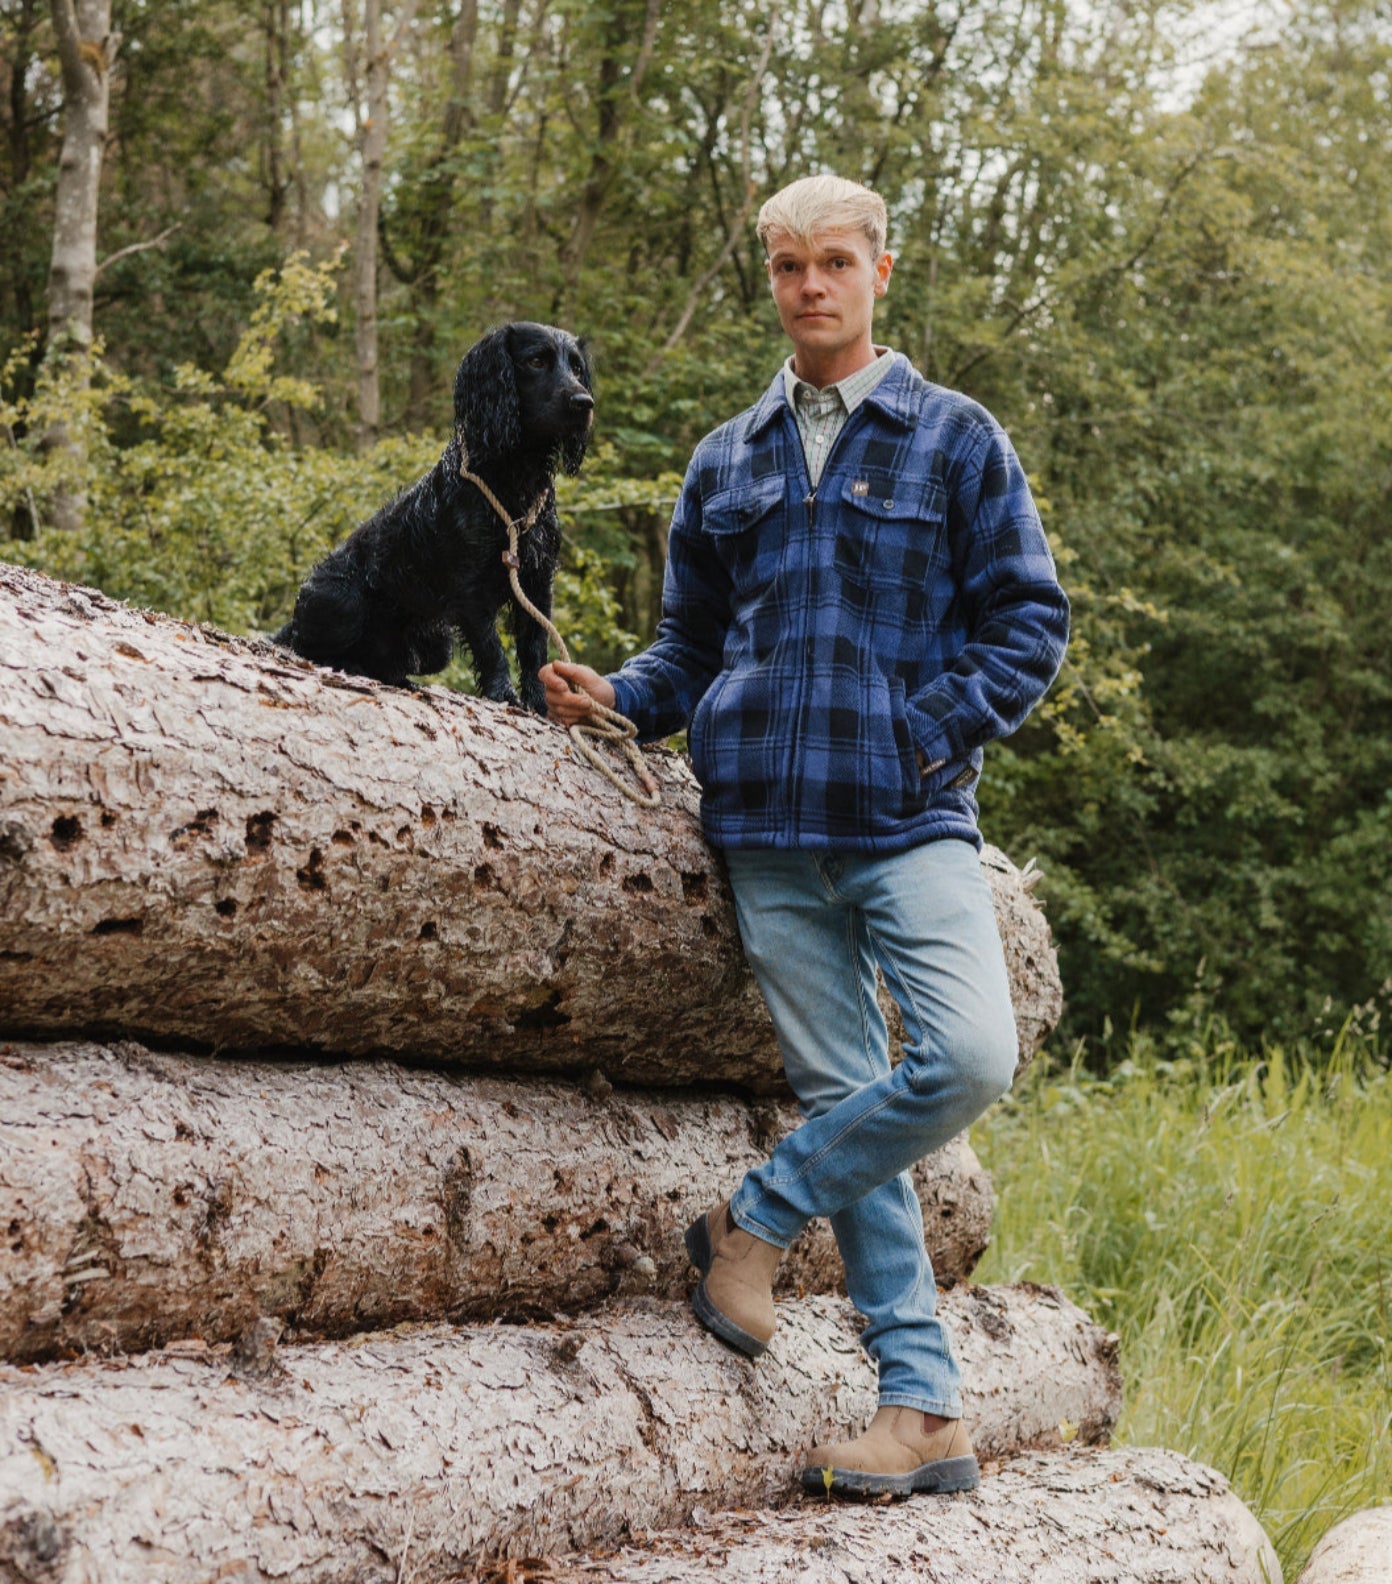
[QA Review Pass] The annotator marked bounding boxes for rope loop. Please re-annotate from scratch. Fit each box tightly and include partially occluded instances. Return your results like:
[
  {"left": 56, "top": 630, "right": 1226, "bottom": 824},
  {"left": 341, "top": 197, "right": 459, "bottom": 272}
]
[{"left": 459, "top": 450, "right": 661, "bottom": 808}]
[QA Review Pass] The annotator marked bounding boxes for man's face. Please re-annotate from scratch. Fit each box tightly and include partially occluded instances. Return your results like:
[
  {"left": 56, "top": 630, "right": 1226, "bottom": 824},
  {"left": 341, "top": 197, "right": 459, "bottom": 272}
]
[{"left": 764, "top": 226, "right": 893, "bottom": 377}]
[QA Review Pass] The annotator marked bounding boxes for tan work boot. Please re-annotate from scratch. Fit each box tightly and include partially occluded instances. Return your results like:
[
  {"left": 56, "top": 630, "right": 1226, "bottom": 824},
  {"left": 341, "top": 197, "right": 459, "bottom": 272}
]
[
  {"left": 801, "top": 1407, "right": 980, "bottom": 1497},
  {"left": 683, "top": 1199, "right": 783, "bottom": 1358}
]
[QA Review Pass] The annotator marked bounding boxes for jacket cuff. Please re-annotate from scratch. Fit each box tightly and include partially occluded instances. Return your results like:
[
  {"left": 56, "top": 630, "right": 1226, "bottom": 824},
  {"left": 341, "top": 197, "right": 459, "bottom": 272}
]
[{"left": 607, "top": 673, "right": 637, "bottom": 725}]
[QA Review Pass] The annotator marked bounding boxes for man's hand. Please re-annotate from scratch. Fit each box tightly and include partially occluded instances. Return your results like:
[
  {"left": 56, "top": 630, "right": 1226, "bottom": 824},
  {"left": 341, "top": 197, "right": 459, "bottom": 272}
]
[{"left": 540, "top": 661, "right": 616, "bottom": 726}]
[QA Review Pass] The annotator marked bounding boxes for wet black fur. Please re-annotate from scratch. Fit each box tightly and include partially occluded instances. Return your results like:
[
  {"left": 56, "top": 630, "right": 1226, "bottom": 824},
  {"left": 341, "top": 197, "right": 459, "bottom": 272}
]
[{"left": 276, "top": 322, "right": 594, "bottom": 710}]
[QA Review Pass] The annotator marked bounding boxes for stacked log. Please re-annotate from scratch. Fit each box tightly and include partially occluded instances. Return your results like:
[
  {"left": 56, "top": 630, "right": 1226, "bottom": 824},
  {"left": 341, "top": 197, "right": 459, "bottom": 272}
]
[
  {"left": 0, "top": 1287, "right": 1124, "bottom": 1578},
  {"left": 0, "top": 564, "right": 1059, "bottom": 1083},
  {"left": 0, "top": 1039, "right": 994, "bottom": 1361},
  {"left": 1296, "top": 1510, "right": 1392, "bottom": 1584},
  {"left": 535, "top": 1448, "right": 1282, "bottom": 1584},
  {"left": 0, "top": 565, "right": 1280, "bottom": 1583}
]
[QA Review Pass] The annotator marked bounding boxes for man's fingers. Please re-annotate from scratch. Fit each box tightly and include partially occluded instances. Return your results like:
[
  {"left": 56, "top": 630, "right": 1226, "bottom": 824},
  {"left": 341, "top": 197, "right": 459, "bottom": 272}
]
[{"left": 540, "top": 662, "right": 597, "bottom": 724}]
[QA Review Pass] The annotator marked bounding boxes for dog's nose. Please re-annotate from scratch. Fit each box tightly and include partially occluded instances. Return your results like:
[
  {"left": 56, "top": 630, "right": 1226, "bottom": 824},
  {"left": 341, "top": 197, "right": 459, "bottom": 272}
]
[{"left": 569, "top": 390, "right": 595, "bottom": 412}]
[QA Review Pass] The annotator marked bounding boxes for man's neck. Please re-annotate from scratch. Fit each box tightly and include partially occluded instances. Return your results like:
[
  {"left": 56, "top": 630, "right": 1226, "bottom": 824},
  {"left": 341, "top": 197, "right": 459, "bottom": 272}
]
[{"left": 790, "top": 341, "right": 879, "bottom": 390}]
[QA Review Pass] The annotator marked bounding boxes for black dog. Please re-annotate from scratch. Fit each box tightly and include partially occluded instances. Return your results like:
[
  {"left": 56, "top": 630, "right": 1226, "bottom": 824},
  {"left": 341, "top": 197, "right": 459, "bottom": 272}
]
[{"left": 276, "top": 322, "right": 594, "bottom": 711}]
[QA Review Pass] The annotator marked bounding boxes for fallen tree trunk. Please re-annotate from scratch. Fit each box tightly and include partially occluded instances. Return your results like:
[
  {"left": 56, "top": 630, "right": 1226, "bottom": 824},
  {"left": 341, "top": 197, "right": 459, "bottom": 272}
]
[
  {"left": 534, "top": 1447, "right": 1281, "bottom": 1584},
  {"left": 1296, "top": 1509, "right": 1392, "bottom": 1584},
  {"left": 0, "top": 1039, "right": 993, "bottom": 1362},
  {"left": 0, "top": 565, "right": 1062, "bottom": 1086},
  {"left": 0, "top": 1287, "right": 1120, "bottom": 1581}
]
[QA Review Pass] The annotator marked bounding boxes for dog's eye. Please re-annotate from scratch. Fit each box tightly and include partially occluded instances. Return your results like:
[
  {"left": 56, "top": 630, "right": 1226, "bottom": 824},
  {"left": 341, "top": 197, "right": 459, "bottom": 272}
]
[{"left": 527, "top": 354, "right": 549, "bottom": 369}]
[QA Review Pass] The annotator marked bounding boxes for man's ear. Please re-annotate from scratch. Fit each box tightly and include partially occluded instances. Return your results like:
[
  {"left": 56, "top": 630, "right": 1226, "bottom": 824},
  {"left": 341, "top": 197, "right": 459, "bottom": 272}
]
[{"left": 873, "top": 252, "right": 894, "bottom": 297}]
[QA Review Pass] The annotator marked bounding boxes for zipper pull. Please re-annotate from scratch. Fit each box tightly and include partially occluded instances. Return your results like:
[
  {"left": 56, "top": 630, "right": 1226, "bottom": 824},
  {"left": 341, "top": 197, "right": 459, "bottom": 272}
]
[{"left": 803, "top": 489, "right": 816, "bottom": 527}]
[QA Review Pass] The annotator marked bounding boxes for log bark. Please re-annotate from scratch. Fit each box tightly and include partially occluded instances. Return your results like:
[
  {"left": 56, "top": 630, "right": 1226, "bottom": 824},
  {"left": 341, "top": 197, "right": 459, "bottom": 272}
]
[
  {"left": 0, "top": 1038, "right": 994, "bottom": 1363},
  {"left": 533, "top": 1447, "right": 1281, "bottom": 1584},
  {"left": 0, "top": 1287, "right": 1120, "bottom": 1580},
  {"left": 1296, "top": 1509, "right": 1392, "bottom": 1584},
  {"left": 0, "top": 564, "right": 1063, "bottom": 1087}
]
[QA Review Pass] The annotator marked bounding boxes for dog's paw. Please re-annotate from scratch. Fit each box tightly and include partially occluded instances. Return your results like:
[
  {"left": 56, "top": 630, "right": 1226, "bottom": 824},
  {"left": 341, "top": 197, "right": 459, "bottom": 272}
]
[{"left": 479, "top": 678, "right": 522, "bottom": 709}]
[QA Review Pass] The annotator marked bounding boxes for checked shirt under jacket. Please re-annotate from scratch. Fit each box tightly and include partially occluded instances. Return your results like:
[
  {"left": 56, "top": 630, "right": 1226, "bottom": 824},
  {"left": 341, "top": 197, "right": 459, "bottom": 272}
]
[{"left": 607, "top": 353, "right": 1070, "bottom": 854}]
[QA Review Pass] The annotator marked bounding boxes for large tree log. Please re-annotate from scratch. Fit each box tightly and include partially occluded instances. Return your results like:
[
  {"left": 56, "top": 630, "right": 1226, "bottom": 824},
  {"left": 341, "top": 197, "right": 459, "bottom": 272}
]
[
  {"left": 534, "top": 1447, "right": 1282, "bottom": 1584},
  {"left": 0, "top": 1038, "right": 993, "bottom": 1363},
  {"left": 1296, "top": 1509, "right": 1392, "bottom": 1584},
  {"left": 0, "top": 1288, "right": 1120, "bottom": 1581},
  {"left": 0, "top": 564, "right": 1062, "bottom": 1086}
]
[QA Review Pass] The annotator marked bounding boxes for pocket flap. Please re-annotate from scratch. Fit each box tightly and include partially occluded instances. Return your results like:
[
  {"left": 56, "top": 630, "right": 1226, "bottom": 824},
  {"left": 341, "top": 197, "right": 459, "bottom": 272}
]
[
  {"left": 838, "top": 473, "right": 946, "bottom": 522},
  {"left": 703, "top": 476, "right": 785, "bottom": 535}
]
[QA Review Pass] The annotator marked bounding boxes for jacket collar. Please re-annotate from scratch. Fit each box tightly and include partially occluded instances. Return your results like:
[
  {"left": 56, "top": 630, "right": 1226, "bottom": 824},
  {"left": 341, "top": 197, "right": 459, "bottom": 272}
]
[{"left": 743, "top": 351, "right": 919, "bottom": 441}]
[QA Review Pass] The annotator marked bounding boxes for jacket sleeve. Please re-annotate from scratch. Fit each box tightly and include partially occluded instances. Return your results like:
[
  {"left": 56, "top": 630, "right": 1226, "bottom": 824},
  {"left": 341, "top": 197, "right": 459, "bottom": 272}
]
[
  {"left": 605, "top": 460, "right": 731, "bottom": 741},
  {"left": 902, "top": 419, "right": 1070, "bottom": 782}
]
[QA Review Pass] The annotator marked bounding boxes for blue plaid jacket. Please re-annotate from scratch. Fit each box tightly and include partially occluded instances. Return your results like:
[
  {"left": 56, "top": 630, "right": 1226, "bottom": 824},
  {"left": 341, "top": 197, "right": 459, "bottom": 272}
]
[{"left": 608, "top": 354, "right": 1069, "bottom": 852}]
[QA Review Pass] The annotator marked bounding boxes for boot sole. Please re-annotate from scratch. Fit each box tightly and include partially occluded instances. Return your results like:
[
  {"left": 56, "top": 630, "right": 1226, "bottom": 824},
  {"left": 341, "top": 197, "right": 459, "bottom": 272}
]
[
  {"left": 684, "top": 1214, "right": 770, "bottom": 1360},
  {"left": 800, "top": 1454, "right": 981, "bottom": 1499}
]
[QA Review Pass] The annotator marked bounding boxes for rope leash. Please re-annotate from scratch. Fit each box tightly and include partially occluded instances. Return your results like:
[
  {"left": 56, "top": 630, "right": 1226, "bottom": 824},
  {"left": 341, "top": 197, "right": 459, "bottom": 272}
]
[{"left": 459, "top": 449, "right": 661, "bottom": 808}]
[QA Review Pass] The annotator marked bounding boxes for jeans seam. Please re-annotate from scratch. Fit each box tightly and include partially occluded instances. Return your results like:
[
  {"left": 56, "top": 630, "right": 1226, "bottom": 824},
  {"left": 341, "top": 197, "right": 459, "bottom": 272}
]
[
  {"left": 865, "top": 914, "right": 929, "bottom": 1073},
  {"left": 850, "top": 910, "right": 884, "bottom": 1088},
  {"left": 729, "top": 1200, "right": 791, "bottom": 1249},
  {"left": 763, "top": 1075, "right": 904, "bottom": 1188},
  {"left": 878, "top": 1394, "right": 963, "bottom": 1417}
]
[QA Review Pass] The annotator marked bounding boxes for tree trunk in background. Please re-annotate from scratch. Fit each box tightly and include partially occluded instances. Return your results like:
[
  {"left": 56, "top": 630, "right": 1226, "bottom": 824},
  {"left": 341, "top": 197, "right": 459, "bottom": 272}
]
[
  {"left": 0, "top": 1287, "right": 1121, "bottom": 1580},
  {"left": 552, "top": 0, "right": 661, "bottom": 318},
  {"left": 42, "top": 0, "right": 115, "bottom": 533},
  {"left": 342, "top": 0, "right": 417, "bottom": 450},
  {"left": 0, "top": 564, "right": 1064, "bottom": 1086},
  {"left": 403, "top": 0, "right": 478, "bottom": 423},
  {"left": 261, "top": 0, "right": 291, "bottom": 234},
  {"left": 0, "top": 1039, "right": 994, "bottom": 1362}
]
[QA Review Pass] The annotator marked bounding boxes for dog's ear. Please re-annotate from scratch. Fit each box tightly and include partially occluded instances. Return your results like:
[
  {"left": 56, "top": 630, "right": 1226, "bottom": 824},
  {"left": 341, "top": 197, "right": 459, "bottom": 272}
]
[
  {"left": 455, "top": 326, "right": 521, "bottom": 464},
  {"left": 562, "top": 338, "right": 595, "bottom": 476}
]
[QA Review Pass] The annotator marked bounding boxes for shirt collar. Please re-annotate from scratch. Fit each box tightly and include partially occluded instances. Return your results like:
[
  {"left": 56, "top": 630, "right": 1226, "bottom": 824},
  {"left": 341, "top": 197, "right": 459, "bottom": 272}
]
[
  {"left": 746, "top": 348, "right": 915, "bottom": 439},
  {"left": 781, "top": 346, "right": 896, "bottom": 414}
]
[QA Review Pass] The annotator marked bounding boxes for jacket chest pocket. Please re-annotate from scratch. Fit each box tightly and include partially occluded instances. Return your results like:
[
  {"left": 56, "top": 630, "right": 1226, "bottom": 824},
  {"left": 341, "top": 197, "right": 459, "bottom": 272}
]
[
  {"left": 702, "top": 477, "right": 786, "bottom": 591},
  {"left": 832, "top": 476, "right": 946, "bottom": 628}
]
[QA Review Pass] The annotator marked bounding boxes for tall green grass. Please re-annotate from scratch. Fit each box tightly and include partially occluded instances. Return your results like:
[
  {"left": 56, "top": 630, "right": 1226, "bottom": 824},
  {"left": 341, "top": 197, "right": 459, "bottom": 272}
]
[{"left": 971, "top": 1021, "right": 1392, "bottom": 1579}]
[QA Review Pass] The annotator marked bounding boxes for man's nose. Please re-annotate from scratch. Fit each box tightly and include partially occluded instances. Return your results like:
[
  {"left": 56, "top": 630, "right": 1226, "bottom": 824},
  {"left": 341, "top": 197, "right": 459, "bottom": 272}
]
[{"left": 801, "top": 267, "right": 829, "bottom": 296}]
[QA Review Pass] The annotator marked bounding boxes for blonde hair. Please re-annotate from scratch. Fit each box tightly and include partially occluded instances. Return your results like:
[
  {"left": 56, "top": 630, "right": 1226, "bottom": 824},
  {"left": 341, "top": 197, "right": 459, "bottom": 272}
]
[{"left": 756, "top": 175, "right": 888, "bottom": 259}]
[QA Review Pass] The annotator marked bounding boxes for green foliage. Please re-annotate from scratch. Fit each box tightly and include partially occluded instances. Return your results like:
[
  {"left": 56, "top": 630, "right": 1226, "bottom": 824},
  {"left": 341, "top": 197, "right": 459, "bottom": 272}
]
[
  {"left": 974, "top": 1015, "right": 1392, "bottom": 1578},
  {"left": 2, "top": 254, "right": 435, "bottom": 631},
  {"left": 2, "top": 253, "right": 649, "bottom": 675}
]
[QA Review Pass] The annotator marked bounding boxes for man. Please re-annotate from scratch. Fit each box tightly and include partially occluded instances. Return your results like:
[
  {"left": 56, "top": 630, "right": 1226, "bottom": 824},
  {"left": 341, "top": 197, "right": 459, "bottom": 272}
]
[{"left": 542, "top": 175, "right": 1069, "bottom": 1498}]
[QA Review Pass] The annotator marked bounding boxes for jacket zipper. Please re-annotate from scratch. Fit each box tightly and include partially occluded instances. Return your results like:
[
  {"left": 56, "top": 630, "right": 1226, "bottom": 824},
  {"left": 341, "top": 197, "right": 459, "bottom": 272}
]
[{"left": 786, "top": 407, "right": 865, "bottom": 835}]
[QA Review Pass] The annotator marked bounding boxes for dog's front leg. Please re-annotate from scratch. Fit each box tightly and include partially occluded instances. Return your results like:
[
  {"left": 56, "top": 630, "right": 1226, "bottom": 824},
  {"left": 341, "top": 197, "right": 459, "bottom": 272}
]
[
  {"left": 456, "top": 594, "right": 521, "bottom": 708},
  {"left": 511, "top": 563, "right": 555, "bottom": 716}
]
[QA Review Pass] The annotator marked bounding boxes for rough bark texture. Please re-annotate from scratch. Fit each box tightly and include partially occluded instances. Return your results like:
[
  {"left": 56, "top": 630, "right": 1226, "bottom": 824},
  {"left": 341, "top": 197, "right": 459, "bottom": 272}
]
[
  {"left": 529, "top": 1447, "right": 1282, "bottom": 1584},
  {"left": 1296, "top": 1509, "right": 1392, "bottom": 1584},
  {"left": 0, "top": 1038, "right": 994, "bottom": 1363},
  {"left": 0, "top": 1287, "right": 1119, "bottom": 1581},
  {"left": 0, "top": 564, "right": 1063, "bottom": 1087}
]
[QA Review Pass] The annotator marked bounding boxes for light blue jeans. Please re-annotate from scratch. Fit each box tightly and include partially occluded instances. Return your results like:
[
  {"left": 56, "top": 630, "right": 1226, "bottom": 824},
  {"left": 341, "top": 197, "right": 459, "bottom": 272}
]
[{"left": 723, "top": 840, "right": 1017, "bottom": 1418}]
